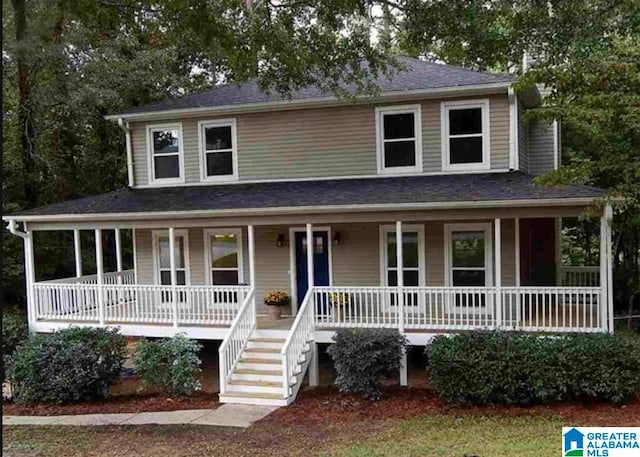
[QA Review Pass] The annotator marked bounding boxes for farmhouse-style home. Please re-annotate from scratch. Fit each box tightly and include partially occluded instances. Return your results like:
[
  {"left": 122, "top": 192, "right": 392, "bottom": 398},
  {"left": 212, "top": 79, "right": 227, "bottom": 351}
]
[{"left": 5, "top": 57, "right": 613, "bottom": 406}]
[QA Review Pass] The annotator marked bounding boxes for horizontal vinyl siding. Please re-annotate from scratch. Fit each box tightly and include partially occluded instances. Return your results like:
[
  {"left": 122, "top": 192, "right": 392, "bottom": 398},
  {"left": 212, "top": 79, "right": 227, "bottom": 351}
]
[
  {"left": 332, "top": 223, "right": 381, "bottom": 287},
  {"left": 518, "top": 102, "right": 528, "bottom": 173},
  {"left": 528, "top": 119, "right": 556, "bottom": 175},
  {"left": 135, "top": 230, "right": 153, "bottom": 284},
  {"left": 130, "top": 94, "right": 512, "bottom": 186},
  {"left": 254, "top": 225, "right": 291, "bottom": 314}
]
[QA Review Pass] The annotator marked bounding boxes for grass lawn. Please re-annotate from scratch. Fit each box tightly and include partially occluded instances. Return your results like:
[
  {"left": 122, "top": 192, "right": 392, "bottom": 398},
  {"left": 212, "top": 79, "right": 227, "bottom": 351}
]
[{"left": 4, "top": 387, "right": 639, "bottom": 457}]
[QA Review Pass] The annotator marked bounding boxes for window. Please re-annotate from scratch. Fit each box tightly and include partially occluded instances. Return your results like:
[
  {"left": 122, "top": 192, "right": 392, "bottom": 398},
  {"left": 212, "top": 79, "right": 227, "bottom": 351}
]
[
  {"left": 376, "top": 105, "right": 422, "bottom": 173},
  {"left": 380, "top": 225, "right": 425, "bottom": 288},
  {"left": 147, "top": 124, "right": 184, "bottom": 184},
  {"left": 199, "top": 119, "right": 238, "bottom": 181},
  {"left": 204, "top": 229, "right": 243, "bottom": 285},
  {"left": 441, "top": 100, "right": 490, "bottom": 171},
  {"left": 152, "top": 230, "right": 190, "bottom": 286}
]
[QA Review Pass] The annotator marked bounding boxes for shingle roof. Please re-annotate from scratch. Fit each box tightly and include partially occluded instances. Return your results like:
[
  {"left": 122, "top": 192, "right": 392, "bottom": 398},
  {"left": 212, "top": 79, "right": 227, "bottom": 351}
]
[
  {"left": 9, "top": 172, "right": 604, "bottom": 219},
  {"left": 116, "top": 57, "right": 514, "bottom": 116}
]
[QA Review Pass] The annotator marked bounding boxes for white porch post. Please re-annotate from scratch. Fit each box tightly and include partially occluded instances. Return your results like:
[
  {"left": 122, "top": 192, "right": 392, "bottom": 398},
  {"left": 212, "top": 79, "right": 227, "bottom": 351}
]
[
  {"left": 395, "top": 221, "right": 407, "bottom": 386},
  {"left": 24, "top": 227, "right": 36, "bottom": 333},
  {"left": 309, "top": 342, "right": 320, "bottom": 387},
  {"left": 95, "top": 229, "right": 105, "bottom": 325},
  {"left": 605, "top": 205, "right": 614, "bottom": 333},
  {"left": 132, "top": 228, "right": 138, "bottom": 284},
  {"left": 169, "top": 227, "right": 178, "bottom": 328},
  {"left": 515, "top": 218, "right": 520, "bottom": 287},
  {"left": 73, "top": 229, "right": 82, "bottom": 277},
  {"left": 494, "top": 219, "right": 502, "bottom": 328},
  {"left": 115, "top": 228, "right": 123, "bottom": 290},
  {"left": 306, "top": 223, "right": 314, "bottom": 294},
  {"left": 248, "top": 225, "right": 255, "bottom": 287}
]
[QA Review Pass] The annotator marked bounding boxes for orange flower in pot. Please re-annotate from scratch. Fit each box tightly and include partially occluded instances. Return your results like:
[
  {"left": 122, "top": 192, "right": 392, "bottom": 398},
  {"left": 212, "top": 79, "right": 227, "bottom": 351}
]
[{"left": 264, "top": 290, "right": 290, "bottom": 320}]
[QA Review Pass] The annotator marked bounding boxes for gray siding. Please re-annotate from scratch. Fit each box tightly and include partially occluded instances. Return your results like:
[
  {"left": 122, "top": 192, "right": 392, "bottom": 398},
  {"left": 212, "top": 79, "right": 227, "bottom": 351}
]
[
  {"left": 130, "top": 94, "right": 512, "bottom": 186},
  {"left": 528, "top": 119, "right": 556, "bottom": 175},
  {"left": 518, "top": 102, "right": 528, "bottom": 173}
]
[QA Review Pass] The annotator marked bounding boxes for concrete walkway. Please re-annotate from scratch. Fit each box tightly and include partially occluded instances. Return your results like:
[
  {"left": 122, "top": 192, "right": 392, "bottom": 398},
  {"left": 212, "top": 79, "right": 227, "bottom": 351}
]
[{"left": 3, "top": 404, "right": 277, "bottom": 428}]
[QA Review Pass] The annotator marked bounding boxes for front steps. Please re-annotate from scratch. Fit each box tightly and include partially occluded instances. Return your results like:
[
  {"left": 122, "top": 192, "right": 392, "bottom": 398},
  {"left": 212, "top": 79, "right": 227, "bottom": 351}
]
[{"left": 219, "top": 330, "right": 313, "bottom": 406}]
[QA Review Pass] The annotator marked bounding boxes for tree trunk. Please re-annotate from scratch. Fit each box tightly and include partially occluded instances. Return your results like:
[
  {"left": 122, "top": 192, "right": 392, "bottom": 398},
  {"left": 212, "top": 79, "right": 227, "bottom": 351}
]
[{"left": 11, "top": 0, "right": 37, "bottom": 208}]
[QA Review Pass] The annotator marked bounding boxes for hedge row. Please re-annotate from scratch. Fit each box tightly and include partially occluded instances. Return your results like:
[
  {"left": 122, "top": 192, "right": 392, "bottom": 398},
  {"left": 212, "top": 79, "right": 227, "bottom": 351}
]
[{"left": 426, "top": 332, "right": 640, "bottom": 405}]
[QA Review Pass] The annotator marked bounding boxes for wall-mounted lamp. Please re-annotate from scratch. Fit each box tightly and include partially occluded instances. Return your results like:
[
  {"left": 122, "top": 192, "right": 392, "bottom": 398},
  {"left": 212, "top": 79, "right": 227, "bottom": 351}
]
[
  {"left": 276, "top": 233, "right": 285, "bottom": 247},
  {"left": 333, "top": 232, "right": 342, "bottom": 246}
]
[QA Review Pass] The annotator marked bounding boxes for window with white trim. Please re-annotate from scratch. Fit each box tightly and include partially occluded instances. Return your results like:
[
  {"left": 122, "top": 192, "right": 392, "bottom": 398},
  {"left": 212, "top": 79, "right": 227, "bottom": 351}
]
[
  {"left": 152, "top": 230, "right": 189, "bottom": 286},
  {"left": 442, "top": 100, "right": 490, "bottom": 170},
  {"left": 380, "top": 225, "right": 425, "bottom": 288},
  {"left": 199, "top": 119, "right": 238, "bottom": 181},
  {"left": 376, "top": 105, "right": 422, "bottom": 173},
  {"left": 148, "top": 125, "right": 183, "bottom": 183},
  {"left": 204, "top": 229, "right": 243, "bottom": 285}
]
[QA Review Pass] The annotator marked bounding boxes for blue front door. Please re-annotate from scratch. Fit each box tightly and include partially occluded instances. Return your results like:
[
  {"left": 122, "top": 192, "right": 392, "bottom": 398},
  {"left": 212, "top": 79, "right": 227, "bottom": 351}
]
[{"left": 295, "top": 231, "right": 330, "bottom": 307}]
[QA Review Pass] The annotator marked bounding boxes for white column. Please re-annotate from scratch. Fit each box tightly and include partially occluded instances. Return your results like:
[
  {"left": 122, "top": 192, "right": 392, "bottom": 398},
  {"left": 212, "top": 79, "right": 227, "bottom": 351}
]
[
  {"left": 115, "top": 228, "right": 123, "bottom": 286},
  {"left": 309, "top": 342, "right": 319, "bottom": 387},
  {"left": 600, "top": 213, "right": 607, "bottom": 331},
  {"left": 605, "top": 205, "right": 614, "bottom": 333},
  {"left": 95, "top": 229, "right": 105, "bottom": 325},
  {"left": 514, "top": 218, "right": 520, "bottom": 287},
  {"left": 169, "top": 227, "right": 178, "bottom": 327},
  {"left": 248, "top": 225, "right": 255, "bottom": 287},
  {"left": 24, "top": 228, "right": 36, "bottom": 333},
  {"left": 73, "top": 229, "right": 82, "bottom": 277},
  {"left": 395, "top": 221, "right": 404, "bottom": 333},
  {"left": 494, "top": 219, "right": 502, "bottom": 328},
  {"left": 132, "top": 228, "right": 138, "bottom": 284},
  {"left": 306, "top": 223, "right": 314, "bottom": 293}
]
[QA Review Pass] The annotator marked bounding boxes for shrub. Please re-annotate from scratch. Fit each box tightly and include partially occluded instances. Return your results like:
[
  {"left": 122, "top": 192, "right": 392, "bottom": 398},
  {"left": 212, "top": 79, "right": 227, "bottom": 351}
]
[
  {"left": 426, "top": 332, "right": 640, "bottom": 406},
  {"left": 2, "top": 309, "right": 28, "bottom": 359},
  {"left": 6, "top": 327, "right": 127, "bottom": 404},
  {"left": 327, "top": 328, "right": 407, "bottom": 400},
  {"left": 132, "top": 334, "right": 202, "bottom": 396}
]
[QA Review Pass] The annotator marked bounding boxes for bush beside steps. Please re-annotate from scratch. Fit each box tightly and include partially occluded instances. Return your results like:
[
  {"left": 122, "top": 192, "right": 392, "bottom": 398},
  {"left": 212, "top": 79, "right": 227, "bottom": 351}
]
[{"left": 426, "top": 332, "right": 640, "bottom": 406}]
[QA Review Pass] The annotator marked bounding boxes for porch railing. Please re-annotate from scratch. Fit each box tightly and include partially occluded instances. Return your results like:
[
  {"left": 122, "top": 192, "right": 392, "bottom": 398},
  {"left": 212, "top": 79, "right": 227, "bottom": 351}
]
[
  {"left": 40, "top": 269, "right": 136, "bottom": 286},
  {"left": 281, "top": 289, "right": 315, "bottom": 398},
  {"left": 314, "top": 285, "right": 605, "bottom": 333},
  {"left": 558, "top": 266, "right": 600, "bottom": 287},
  {"left": 219, "top": 287, "right": 256, "bottom": 395},
  {"left": 32, "top": 275, "right": 249, "bottom": 326}
]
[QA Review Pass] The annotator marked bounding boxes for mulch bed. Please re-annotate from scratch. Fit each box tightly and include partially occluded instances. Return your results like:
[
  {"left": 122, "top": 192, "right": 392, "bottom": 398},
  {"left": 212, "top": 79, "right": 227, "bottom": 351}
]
[
  {"left": 2, "top": 392, "right": 220, "bottom": 416},
  {"left": 267, "top": 386, "right": 640, "bottom": 427}
]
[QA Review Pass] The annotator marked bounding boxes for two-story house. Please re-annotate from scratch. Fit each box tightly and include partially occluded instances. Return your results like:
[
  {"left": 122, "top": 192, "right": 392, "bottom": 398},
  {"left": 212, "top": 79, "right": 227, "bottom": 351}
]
[{"left": 5, "top": 57, "right": 612, "bottom": 406}]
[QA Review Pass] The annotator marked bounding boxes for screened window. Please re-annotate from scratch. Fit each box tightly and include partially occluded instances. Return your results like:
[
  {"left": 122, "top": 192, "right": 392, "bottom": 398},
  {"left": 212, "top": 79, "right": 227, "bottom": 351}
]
[
  {"left": 442, "top": 101, "right": 489, "bottom": 170},
  {"left": 149, "top": 126, "right": 182, "bottom": 182},
  {"left": 206, "top": 230, "right": 243, "bottom": 285},
  {"left": 376, "top": 106, "right": 422, "bottom": 173},
  {"left": 200, "top": 120, "right": 237, "bottom": 181}
]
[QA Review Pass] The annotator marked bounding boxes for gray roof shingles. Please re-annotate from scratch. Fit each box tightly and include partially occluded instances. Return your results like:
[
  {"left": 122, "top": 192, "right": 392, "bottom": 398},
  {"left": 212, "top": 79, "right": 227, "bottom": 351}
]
[
  {"left": 118, "top": 57, "right": 514, "bottom": 116},
  {"left": 10, "top": 172, "right": 604, "bottom": 218}
]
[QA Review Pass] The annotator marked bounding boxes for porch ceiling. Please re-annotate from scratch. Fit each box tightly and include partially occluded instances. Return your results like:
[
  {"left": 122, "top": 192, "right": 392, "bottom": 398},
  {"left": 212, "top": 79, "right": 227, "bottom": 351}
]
[{"left": 5, "top": 171, "right": 604, "bottom": 223}]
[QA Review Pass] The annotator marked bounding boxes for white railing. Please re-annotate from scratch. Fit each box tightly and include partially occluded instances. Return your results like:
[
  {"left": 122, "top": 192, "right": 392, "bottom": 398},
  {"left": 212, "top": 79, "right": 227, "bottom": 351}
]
[
  {"left": 313, "top": 286, "right": 605, "bottom": 333},
  {"left": 281, "top": 289, "right": 315, "bottom": 398},
  {"left": 41, "top": 269, "right": 136, "bottom": 286},
  {"left": 218, "top": 287, "right": 256, "bottom": 395},
  {"left": 33, "top": 281, "right": 248, "bottom": 326},
  {"left": 559, "top": 266, "right": 600, "bottom": 287}
]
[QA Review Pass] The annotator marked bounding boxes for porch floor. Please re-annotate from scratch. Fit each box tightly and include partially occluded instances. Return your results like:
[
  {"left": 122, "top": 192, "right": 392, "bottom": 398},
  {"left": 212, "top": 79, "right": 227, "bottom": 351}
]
[{"left": 256, "top": 315, "right": 295, "bottom": 330}]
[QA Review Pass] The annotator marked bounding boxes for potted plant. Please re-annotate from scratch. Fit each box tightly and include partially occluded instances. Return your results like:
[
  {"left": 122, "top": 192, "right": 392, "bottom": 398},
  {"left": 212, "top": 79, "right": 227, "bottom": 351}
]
[
  {"left": 328, "top": 292, "right": 350, "bottom": 321},
  {"left": 264, "top": 290, "right": 290, "bottom": 320}
]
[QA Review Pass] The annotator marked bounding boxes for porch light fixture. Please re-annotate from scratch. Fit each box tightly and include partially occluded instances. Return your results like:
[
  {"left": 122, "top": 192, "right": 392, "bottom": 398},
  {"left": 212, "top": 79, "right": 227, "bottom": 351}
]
[
  {"left": 333, "top": 232, "right": 342, "bottom": 246},
  {"left": 276, "top": 233, "right": 285, "bottom": 247}
]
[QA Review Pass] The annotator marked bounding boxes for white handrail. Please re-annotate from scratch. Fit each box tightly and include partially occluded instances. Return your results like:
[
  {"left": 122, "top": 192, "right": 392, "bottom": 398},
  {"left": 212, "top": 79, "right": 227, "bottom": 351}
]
[
  {"left": 280, "top": 288, "right": 314, "bottom": 399},
  {"left": 218, "top": 287, "right": 256, "bottom": 395}
]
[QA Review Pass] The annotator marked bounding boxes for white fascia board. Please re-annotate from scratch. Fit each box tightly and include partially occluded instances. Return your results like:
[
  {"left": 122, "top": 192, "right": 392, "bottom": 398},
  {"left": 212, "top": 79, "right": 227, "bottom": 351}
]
[
  {"left": 104, "top": 83, "right": 511, "bottom": 122},
  {"left": 2, "top": 197, "right": 602, "bottom": 224}
]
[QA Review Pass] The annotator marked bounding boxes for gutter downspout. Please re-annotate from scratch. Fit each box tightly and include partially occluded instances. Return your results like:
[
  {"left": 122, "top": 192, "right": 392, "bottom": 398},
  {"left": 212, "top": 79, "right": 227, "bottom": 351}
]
[
  {"left": 118, "top": 118, "right": 134, "bottom": 188},
  {"left": 7, "top": 219, "right": 27, "bottom": 239}
]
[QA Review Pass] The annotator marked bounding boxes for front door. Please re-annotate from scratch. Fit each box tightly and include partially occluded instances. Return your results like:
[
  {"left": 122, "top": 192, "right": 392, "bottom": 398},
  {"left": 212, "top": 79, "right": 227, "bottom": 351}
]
[{"left": 294, "top": 231, "right": 330, "bottom": 307}]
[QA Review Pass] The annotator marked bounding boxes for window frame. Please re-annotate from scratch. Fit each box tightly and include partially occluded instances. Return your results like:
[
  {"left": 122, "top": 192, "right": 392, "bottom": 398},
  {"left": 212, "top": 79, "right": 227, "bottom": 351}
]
[
  {"left": 146, "top": 123, "right": 185, "bottom": 185},
  {"left": 443, "top": 222, "right": 493, "bottom": 288},
  {"left": 441, "top": 99, "right": 491, "bottom": 172},
  {"left": 203, "top": 228, "right": 244, "bottom": 286},
  {"left": 375, "top": 105, "right": 423, "bottom": 175},
  {"left": 151, "top": 229, "right": 191, "bottom": 286},
  {"left": 198, "top": 118, "right": 239, "bottom": 182},
  {"left": 378, "top": 224, "right": 426, "bottom": 288}
]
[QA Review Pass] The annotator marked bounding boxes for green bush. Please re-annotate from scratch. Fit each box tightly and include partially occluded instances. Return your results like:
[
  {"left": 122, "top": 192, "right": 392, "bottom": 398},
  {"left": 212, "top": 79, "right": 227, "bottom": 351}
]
[
  {"left": 426, "top": 332, "right": 640, "bottom": 406},
  {"left": 2, "top": 309, "right": 28, "bottom": 359},
  {"left": 327, "top": 328, "right": 407, "bottom": 400},
  {"left": 132, "top": 335, "right": 202, "bottom": 396},
  {"left": 6, "top": 327, "right": 127, "bottom": 404}
]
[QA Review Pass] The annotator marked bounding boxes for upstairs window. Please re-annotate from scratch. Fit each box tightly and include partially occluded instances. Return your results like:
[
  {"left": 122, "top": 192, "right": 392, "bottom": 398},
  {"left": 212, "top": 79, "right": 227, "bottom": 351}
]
[
  {"left": 148, "top": 124, "right": 184, "bottom": 184},
  {"left": 199, "top": 119, "right": 238, "bottom": 181},
  {"left": 376, "top": 105, "right": 422, "bottom": 174},
  {"left": 441, "top": 100, "right": 490, "bottom": 171}
]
